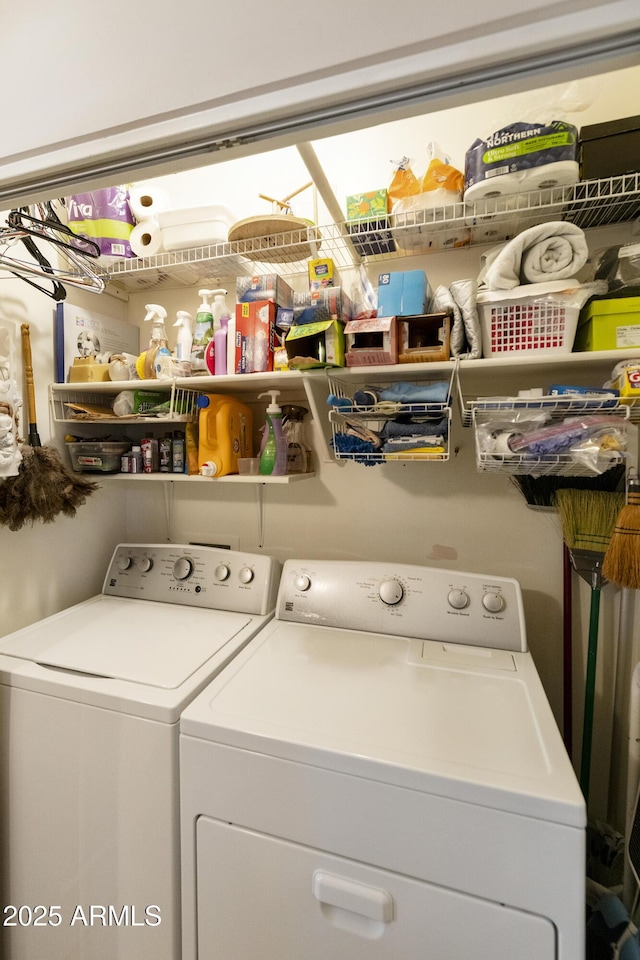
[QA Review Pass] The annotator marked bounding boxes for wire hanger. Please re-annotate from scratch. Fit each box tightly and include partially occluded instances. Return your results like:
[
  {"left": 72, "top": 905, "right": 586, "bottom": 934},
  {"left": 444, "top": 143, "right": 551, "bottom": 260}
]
[{"left": 0, "top": 206, "right": 105, "bottom": 300}]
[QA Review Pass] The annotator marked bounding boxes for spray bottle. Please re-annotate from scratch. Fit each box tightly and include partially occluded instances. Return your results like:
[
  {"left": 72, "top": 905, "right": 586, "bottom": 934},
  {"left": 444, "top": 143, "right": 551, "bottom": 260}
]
[
  {"left": 209, "top": 289, "right": 232, "bottom": 376},
  {"left": 174, "top": 310, "right": 193, "bottom": 362},
  {"left": 258, "top": 390, "right": 287, "bottom": 476},
  {"left": 281, "top": 404, "right": 312, "bottom": 474},
  {"left": 191, "top": 289, "right": 214, "bottom": 373},
  {"left": 141, "top": 303, "right": 170, "bottom": 380}
]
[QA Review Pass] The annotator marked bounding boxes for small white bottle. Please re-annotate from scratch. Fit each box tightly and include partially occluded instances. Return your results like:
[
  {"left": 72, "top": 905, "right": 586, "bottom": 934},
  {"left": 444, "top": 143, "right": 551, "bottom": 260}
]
[{"left": 174, "top": 310, "right": 193, "bottom": 362}]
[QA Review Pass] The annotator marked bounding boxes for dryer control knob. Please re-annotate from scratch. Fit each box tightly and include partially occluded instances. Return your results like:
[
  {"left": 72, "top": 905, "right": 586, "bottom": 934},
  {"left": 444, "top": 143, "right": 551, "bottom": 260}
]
[
  {"left": 173, "top": 557, "right": 193, "bottom": 581},
  {"left": 448, "top": 589, "right": 469, "bottom": 610},
  {"left": 117, "top": 555, "right": 132, "bottom": 572},
  {"left": 379, "top": 579, "right": 404, "bottom": 605},
  {"left": 294, "top": 574, "right": 311, "bottom": 592},
  {"left": 215, "top": 564, "right": 230, "bottom": 582},
  {"left": 239, "top": 566, "right": 254, "bottom": 584},
  {"left": 138, "top": 557, "right": 153, "bottom": 573},
  {"left": 482, "top": 592, "right": 505, "bottom": 613}
]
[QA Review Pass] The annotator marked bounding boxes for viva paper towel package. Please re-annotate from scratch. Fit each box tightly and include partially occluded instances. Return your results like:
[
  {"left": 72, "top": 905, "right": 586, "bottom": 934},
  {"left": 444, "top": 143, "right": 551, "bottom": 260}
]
[
  {"left": 197, "top": 394, "right": 253, "bottom": 477},
  {"left": 464, "top": 120, "right": 579, "bottom": 204}
]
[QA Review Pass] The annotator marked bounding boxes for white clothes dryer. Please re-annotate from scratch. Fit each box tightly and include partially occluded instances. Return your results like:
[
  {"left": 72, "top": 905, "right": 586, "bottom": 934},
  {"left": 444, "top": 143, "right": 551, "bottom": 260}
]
[
  {"left": 0, "top": 542, "right": 279, "bottom": 960},
  {"left": 180, "top": 559, "right": 586, "bottom": 960}
]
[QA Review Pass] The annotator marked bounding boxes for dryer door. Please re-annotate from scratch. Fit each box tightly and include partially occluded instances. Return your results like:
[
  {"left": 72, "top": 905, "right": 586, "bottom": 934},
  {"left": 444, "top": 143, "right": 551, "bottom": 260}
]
[{"left": 195, "top": 817, "right": 556, "bottom": 959}]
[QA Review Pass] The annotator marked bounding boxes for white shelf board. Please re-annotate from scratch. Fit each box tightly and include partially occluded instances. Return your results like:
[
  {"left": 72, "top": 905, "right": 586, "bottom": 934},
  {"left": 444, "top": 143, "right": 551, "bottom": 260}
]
[{"left": 105, "top": 472, "right": 315, "bottom": 483}]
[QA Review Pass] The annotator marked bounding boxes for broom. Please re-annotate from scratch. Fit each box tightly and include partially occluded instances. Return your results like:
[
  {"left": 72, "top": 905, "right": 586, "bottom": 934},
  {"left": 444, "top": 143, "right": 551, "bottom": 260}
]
[
  {"left": 0, "top": 323, "right": 99, "bottom": 531},
  {"left": 553, "top": 488, "right": 625, "bottom": 803},
  {"left": 512, "top": 466, "right": 626, "bottom": 757},
  {"left": 603, "top": 473, "right": 640, "bottom": 589}
]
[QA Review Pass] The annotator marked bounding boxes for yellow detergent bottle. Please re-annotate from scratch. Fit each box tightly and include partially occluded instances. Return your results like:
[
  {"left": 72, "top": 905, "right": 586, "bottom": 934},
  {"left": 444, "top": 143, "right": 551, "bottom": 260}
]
[{"left": 197, "top": 394, "right": 253, "bottom": 477}]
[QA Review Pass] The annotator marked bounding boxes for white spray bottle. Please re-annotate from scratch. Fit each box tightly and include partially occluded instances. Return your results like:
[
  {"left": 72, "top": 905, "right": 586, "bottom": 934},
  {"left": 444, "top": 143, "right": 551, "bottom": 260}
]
[
  {"left": 142, "top": 303, "right": 170, "bottom": 380},
  {"left": 174, "top": 310, "right": 193, "bottom": 362},
  {"left": 191, "top": 289, "right": 214, "bottom": 373}
]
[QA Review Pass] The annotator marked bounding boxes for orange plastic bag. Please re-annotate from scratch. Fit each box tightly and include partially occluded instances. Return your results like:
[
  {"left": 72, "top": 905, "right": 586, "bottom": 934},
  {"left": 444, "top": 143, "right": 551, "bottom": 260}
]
[
  {"left": 388, "top": 157, "right": 420, "bottom": 210},
  {"left": 421, "top": 157, "right": 464, "bottom": 194}
]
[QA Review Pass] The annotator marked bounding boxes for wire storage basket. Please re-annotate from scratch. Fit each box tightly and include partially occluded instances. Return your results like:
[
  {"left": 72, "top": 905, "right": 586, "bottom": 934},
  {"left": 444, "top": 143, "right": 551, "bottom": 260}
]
[
  {"left": 327, "top": 371, "right": 453, "bottom": 464},
  {"left": 50, "top": 384, "right": 201, "bottom": 423},
  {"left": 471, "top": 399, "right": 631, "bottom": 476}
]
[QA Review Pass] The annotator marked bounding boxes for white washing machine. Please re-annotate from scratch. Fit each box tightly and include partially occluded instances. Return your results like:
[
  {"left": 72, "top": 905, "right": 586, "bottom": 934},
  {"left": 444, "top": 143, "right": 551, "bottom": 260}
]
[
  {"left": 0, "top": 542, "right": 279, "bottom": 960},
  {"left": 180, "top": 559, "right": 586, "bottom": 960}
]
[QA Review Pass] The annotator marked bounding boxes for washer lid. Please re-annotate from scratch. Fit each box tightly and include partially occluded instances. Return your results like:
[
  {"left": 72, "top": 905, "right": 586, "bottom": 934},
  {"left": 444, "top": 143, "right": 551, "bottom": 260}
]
[
  {"left": 0, "top": 596, "right": 252, "bottom": 689},
  {"left": 181, "top": 620, "right": 585, "bottom": 827}
]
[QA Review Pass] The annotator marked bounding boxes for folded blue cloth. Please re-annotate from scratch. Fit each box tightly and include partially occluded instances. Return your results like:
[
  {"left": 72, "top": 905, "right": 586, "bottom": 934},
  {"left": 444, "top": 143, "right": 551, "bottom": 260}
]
[
  {"left": 379, "top": 381, "right": 449, "bottom": 404},
  {"left": 381, "top": 418, "right": 448, "bottom": 439}
]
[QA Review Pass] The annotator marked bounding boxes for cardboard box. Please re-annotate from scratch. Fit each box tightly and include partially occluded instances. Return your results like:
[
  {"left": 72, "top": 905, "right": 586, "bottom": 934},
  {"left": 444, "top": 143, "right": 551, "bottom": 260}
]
[
  {"left": 346, "top": 190, "right": 388, "bottom": 221},
  {"left": 398, "top": 313, "right": 451, "bottom": 363},
  {"left": 233, "top": 300, "right": 277, "bottom": 374},
  {"left": 55, "top": 302, "right": 140, "bottom": 384},
  {"left": 293, "top": 287, "right": 352, "bottom": 324},
  {"left": 346, "top": 220, "right": 396, "bottom": 257},
  {"left": 377, "top": 270, "right": 430, "bottom": 317},
  {"left": 346, "top": 190, "right": 395, "bottom": 256},
  {"left": 308, "top": 258, "right": 339, "bottom": 289},
  {"left": 344, "top": 317, "right": 397, "bottom": 366},
  {"left": 236, "top": 274, "right": 294, "bottom": 309},
  {"left": 580, "top": 115, "right": 640, "bottom": 179},
  {"left": 68, "top": 357, "right": 112, "bottom": 382},
  {"left": 575, "top": 296, "right": 640, "bottom": 351},
  {"left": 285, "top": 320, "right": 345, "bottom": 369}
]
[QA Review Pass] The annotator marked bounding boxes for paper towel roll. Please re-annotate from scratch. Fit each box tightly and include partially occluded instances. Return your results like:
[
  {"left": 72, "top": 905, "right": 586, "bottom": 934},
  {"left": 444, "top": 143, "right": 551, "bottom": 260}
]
[
  {"left": 464, "top": 161, "right": 579, "bottom": 205},
  {"left": 130, "top": 219, "right": 164, "bottom": 258},
  {"left": 129, "top": 186, "right": 170, "bottom": 222}
]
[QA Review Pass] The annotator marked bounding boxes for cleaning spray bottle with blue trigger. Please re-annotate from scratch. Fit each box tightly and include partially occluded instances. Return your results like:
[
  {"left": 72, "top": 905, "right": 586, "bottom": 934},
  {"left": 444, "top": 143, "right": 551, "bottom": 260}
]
[{"left": 258, "top": 390, "right": 287, "bottom": 476}]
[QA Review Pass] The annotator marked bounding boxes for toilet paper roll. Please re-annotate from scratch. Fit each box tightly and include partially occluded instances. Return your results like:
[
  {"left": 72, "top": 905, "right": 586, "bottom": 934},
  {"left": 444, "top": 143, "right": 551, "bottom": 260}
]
[
  {"left": 130, "top": 219, "right": 164, "bottom": 258},
  {"left": 129, "top": 185, "right": 170, "bottom": 222},
  {"left": 469, "top": 220, "right": 519, "bottom": 245},
  {"left": 464, "top": 161, "right": 579, "bottom": 205}
]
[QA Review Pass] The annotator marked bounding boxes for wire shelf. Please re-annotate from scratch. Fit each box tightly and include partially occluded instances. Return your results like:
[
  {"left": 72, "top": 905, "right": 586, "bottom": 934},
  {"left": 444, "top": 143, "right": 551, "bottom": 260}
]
[
  {"left": 50, "top": 384, "right": 200, "bottom": 423},
  {"left": 104, "top": 174, "right": 640, "bottom": 290}
]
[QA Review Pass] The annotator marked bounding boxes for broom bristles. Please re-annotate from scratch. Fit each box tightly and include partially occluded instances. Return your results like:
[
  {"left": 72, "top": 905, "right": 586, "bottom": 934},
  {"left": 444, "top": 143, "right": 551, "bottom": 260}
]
[
  {"left": 553, "top": 489, "right": 625, "bottom": 554},
  {"left": 602, "top": 488, "right": 640, "bottom": 589}
]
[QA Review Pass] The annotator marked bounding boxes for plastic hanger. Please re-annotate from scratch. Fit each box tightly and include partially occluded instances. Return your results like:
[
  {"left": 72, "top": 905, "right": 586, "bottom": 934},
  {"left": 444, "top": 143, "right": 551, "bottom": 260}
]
[{"left": 8, "top": 206, "right": 101, "bottom": 259}]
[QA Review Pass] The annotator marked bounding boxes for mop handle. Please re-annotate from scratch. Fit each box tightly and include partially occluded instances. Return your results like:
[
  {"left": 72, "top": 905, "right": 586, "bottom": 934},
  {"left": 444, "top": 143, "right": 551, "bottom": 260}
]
[
  {"left": 21, "top": 323, "right": 41, "bottom": 447},
  {"left": 580, "top": 586, "right": 601, "bottom": 802}
]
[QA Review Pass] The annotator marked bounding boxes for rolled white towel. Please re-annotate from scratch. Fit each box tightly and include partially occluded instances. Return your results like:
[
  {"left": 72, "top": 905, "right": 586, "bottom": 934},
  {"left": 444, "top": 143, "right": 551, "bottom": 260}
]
[{"left": 478, "top": 221, "right": 589, "bottom": 290}]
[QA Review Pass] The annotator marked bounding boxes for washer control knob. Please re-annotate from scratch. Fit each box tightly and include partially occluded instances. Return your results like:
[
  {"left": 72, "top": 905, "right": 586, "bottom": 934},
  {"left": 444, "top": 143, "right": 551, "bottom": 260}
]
[
  {"left": 215, "top": 564, "right": 230, "bottom": 582},
  {"left": 448, "top": 589, "right": 469, "bottom": 610},
  {"left": 117, "top": 555, "right": 132, "bottom": 572},
  {"left": 239, "top": 566, "right": 254, "bottom": 584},
  {"left": 173, "top": 557, "right": 193, "bottom": 581},
  {"left": 483, "top": 592, "right": 505, "bottom": 613},
  {"left": 138, "top": 557, "right": 153, "bottom": 573},
  {"left": 379, "top": 579, "right": 404, "bottom": 605},
  {"left": 294, "top": 574, "right": 311, "bottom": 592}
]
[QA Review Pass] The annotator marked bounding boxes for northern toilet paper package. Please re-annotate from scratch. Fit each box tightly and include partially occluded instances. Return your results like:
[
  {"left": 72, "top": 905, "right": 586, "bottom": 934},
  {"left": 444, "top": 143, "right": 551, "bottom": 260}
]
[{"left": 464, "top": 120, "right": 579, "bottom": 204}]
